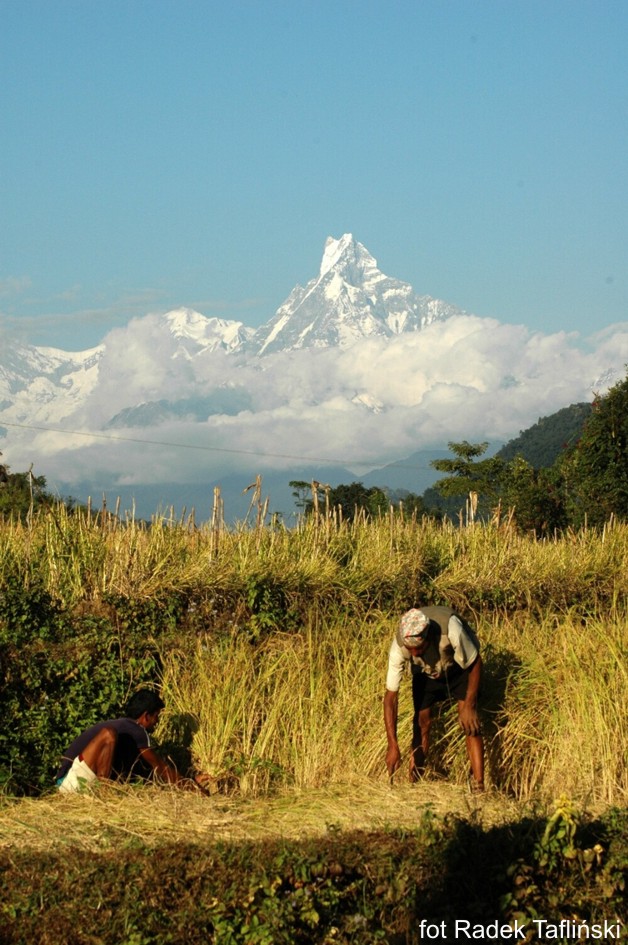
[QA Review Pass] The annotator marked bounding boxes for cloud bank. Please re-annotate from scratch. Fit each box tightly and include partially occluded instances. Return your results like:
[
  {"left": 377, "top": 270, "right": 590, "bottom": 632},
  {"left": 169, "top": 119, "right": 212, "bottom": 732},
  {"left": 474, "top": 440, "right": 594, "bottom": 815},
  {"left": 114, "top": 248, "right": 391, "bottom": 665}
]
[{"left": 3, "top": 313, "right": 628, "bottom": 502}]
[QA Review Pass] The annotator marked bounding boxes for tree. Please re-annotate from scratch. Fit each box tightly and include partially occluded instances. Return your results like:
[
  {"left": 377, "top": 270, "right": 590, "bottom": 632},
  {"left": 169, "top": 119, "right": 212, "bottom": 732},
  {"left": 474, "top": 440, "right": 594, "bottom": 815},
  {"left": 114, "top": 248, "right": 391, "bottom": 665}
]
[
  {"left": 499, "top": 456, "right": 567, "bottom": 535},
  {"left": 0, "top": 467, "right": 53, "bottom": 521},
  {"left": 0, "top": 453, "right": 81, "bottom": 521},
  {"left": 385, "top": 488, "right": 429, "bottom": 519},
  {"left": 430, "top": 441, "right": 505, "bottom": 521},
  {"left": 288, "top": 480, "right": 311, "bottom": 513},
  {"left": 321, "top": 482, "right": 388, "bottom": 519},
  {"left": 559, "top": 374, "right": 628, "bottom": 526}
]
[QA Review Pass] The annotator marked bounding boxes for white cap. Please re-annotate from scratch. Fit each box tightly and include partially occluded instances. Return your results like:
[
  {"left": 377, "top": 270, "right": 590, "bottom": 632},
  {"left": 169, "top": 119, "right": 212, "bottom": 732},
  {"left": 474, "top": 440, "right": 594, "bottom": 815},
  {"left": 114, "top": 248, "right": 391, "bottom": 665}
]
[{"left": 398, "top": 609, "right": 429, "bottom": 648}]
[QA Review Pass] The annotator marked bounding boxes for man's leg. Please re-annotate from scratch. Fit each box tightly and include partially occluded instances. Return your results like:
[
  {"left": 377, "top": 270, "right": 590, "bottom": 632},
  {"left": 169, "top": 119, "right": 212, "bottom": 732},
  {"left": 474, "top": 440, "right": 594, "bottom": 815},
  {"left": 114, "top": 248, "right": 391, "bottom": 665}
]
[
  {"left": 410, "top": 706, "right": 432, "bottom": 781},
  {"left": 57, "top": 727, "right": 118, "bottom": 793},
  {"left": 80, "top": 726, "right": 118, "bottom": 778},
  {"left": 410, "top": 670, "right": 430, "bottom": 781},
  {"left": 457, "top": 701, "right": 484, "bottom": 792}
]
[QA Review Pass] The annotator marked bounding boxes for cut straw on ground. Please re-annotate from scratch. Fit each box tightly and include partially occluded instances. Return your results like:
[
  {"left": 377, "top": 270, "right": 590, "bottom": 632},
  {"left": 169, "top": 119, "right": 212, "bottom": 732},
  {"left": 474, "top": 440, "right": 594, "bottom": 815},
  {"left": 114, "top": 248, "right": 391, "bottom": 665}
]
[{"left": 0, "top": 777, "right": 527, "bottom": 855}]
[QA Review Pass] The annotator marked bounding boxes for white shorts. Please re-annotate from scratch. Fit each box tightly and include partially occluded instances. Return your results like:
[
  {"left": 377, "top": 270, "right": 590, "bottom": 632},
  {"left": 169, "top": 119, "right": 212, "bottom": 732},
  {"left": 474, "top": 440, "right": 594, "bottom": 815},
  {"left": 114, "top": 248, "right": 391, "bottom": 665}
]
[{"left": 57, "top": 755, "right": 98, "bottom": 793}]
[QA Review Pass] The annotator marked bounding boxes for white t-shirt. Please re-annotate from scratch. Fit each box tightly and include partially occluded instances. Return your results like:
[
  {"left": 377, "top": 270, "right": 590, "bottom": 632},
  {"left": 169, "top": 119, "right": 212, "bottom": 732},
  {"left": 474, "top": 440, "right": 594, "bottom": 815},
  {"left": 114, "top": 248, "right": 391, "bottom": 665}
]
[{"left": 385, "top": 614, "right": 479, "bottom": 691}]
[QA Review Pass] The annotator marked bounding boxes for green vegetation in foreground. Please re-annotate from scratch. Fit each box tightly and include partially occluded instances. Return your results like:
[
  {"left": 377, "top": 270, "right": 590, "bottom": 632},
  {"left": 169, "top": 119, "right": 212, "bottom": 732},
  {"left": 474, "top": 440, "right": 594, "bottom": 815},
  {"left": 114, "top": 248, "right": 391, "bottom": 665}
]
[{"left": 0, "top": 793, "right": 625, "bottom": 945}]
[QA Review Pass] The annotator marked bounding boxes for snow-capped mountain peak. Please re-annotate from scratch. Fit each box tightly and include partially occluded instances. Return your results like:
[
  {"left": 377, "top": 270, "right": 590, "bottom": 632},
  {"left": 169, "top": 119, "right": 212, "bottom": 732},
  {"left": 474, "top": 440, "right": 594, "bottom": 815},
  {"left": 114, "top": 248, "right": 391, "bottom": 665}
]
[
  {"left": 165, "top": 307, "right": 211, "bottom": 341},
  {"left": 163, "top": 307, "right": 254, "bottom": 354},
  {"left": 319, "top": 233, "right": 376, "bottom": 279},
  {"left": 1, "top": 232, "right": 626, "bottom": 522},
  {"left": 248, "top": 233, "right": 466, "bottom": 356}
]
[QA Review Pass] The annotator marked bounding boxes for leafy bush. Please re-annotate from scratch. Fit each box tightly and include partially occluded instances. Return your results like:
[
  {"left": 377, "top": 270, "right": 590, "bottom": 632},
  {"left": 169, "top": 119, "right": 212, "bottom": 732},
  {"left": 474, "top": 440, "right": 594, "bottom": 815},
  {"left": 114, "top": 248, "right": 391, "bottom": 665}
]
[{"left": 0, "top": 584, "right": 181, "bottom": 795}]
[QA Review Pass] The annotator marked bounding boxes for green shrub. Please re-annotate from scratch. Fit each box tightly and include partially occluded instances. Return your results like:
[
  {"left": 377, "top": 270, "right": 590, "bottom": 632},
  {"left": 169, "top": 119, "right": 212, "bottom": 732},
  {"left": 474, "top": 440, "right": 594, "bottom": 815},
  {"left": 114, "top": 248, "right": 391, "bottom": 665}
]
[
  {"left": 0, "top": 805, "right": 625, "bottom": 944},
  {"left": 0, "top": 586, "right": 181, "bottom": 795}
]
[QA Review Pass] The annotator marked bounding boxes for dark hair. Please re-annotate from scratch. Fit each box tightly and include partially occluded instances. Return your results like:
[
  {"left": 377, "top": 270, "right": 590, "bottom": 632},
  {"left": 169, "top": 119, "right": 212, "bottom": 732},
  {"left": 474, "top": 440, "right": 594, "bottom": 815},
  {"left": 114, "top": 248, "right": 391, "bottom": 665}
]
[{"left": 124, "top": 689, "right": 165, "bottom": 719}]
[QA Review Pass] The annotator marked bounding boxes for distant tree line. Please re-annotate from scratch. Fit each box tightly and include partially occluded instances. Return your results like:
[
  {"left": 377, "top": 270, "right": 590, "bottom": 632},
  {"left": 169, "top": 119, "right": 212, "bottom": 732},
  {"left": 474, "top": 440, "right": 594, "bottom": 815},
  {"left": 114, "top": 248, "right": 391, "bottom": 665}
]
[{"left": 289, "top": 479, "right": 428, "bottom": 521}]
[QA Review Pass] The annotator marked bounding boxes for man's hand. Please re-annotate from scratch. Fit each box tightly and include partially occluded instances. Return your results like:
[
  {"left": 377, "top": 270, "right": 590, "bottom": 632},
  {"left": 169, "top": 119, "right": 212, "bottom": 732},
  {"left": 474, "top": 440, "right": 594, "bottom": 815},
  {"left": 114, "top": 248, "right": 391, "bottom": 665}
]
[
  {"left": 193, "top": 772, "right": 213, "bottom": 796},
  {"left": 409, "top": 754, "right": 421, "bottom": 783},
  {"left": 458, "top": 703, "right": 481, "bottom": 736},
  {"left": 386, "top": 744, "right": 402, "bottom": 778}
]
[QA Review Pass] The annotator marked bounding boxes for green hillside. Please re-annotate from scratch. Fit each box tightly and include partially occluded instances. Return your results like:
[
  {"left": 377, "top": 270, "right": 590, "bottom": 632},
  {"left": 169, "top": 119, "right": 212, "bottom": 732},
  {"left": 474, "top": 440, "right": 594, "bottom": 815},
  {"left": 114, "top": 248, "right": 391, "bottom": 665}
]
[{"left": 497, "top": 401, "right": 593, "bottom": 468}]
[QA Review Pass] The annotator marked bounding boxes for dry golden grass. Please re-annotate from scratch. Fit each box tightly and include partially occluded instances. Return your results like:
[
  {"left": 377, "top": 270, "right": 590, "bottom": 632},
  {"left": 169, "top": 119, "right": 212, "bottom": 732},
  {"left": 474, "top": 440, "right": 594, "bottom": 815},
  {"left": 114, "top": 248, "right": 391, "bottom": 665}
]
[
  {"left": 159, "top": 610, "right": 627, "bottom": 808},
  {"left": 1, "top": 507, "right": 627, "bottom": 835},
  {"left": 489, "top": 610, "right": 628, "bottom": 804},
  {"left": 4, "top": 503, "right": 628, "bottom": 609},
  {"left": 0, "top": 777, "right": 523, "bottom": 855}
]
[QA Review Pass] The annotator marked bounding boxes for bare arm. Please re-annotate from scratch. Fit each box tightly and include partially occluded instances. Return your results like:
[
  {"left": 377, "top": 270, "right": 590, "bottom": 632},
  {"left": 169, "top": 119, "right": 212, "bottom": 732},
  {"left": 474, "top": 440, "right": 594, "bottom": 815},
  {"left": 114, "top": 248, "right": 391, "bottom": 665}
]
[
  {"left": 458, "top": 655, "right": 482, "bottom": 736},
  {"left": 140, "top": 748, "right": 210, "bottom": 793},
  {"left": 383, "top": 689, "right": 401, "bottom": 776}
]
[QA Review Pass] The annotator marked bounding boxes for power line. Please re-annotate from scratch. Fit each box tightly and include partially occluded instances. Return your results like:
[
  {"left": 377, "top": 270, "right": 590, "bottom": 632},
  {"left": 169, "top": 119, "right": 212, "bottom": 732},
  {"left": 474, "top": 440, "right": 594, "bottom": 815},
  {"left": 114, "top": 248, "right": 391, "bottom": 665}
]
[{"left": 0, "top": 419, "right": 440, "bottom": 472}]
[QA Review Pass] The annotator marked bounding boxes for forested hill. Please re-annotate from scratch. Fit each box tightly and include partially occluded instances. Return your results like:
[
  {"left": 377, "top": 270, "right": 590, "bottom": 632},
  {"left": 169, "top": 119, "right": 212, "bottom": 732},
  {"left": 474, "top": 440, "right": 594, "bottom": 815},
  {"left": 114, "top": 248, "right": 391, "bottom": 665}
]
[{"left": 497, "top": 402, "right": 593, "bottom": 468}]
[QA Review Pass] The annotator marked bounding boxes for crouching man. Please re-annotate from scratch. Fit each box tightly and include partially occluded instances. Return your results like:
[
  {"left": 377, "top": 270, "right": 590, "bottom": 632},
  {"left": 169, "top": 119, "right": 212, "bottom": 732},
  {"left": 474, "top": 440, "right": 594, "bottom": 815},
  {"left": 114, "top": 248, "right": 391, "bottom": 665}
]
[
  {"left": 384, "top": 606, "right": 484, "bottom": 792},
  {"left": 55, "top": 688, "right": 207, "bottom": 793}
]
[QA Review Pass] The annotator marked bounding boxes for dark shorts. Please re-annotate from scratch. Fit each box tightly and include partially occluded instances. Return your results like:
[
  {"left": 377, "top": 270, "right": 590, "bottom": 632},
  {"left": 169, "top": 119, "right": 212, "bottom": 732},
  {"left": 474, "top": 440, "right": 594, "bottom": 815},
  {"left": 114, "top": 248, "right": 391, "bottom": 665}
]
[{"left": 411, "top": 662, "right": 471, "bottom": 712}]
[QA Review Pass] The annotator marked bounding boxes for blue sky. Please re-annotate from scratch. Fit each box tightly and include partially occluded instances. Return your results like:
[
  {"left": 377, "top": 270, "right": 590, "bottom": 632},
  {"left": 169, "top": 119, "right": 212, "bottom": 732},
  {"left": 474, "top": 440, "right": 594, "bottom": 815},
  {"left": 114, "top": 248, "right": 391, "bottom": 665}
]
[{"left": 2, "top": 0, "right": 627, "bottom": 350}]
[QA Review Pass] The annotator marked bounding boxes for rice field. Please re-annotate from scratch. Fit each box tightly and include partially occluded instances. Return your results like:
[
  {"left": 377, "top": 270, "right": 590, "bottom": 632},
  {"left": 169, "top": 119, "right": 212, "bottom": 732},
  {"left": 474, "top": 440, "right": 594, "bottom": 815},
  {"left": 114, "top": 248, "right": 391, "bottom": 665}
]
[
  {"left": 1, "top": 501, "right": 626, "bottom": 812},
  {"left": 1, "top": 502, "right": 627, "bottom": 943}
]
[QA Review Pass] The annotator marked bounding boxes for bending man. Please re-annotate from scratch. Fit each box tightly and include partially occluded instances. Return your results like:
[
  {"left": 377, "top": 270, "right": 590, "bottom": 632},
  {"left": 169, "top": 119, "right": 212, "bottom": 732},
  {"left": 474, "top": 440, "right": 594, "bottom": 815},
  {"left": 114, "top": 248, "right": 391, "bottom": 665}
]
[
  {"left": 55, "top": 688, "right": 204, "bottom": 793},
  {"left": 384, "top": 606, "right": 484, "bottom": 792}
]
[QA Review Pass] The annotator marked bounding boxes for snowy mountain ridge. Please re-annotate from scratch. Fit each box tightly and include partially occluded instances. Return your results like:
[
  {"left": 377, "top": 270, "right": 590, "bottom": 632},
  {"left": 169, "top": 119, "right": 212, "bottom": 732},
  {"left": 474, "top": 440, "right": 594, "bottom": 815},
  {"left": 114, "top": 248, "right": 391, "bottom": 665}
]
[
  {"left": 0, "top": 233, "right": 462, "bottom": 425},
  {"left": 247, "top": 233, "right": 465, "bottom": 355},
  {"left": 164, "top": 308, "right": 255, "bottom": 356}
]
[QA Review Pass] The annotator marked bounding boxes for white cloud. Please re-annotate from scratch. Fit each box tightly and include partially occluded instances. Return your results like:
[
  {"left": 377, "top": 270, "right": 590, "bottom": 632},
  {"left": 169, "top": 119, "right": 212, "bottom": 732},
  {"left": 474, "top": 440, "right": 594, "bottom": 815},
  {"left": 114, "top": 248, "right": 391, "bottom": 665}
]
[
  {"left": 3, "top": 314, "right": 628, "bottom": 500},
  {"left": 0, "top": 276, "right": 31, "bottom": 297}
]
